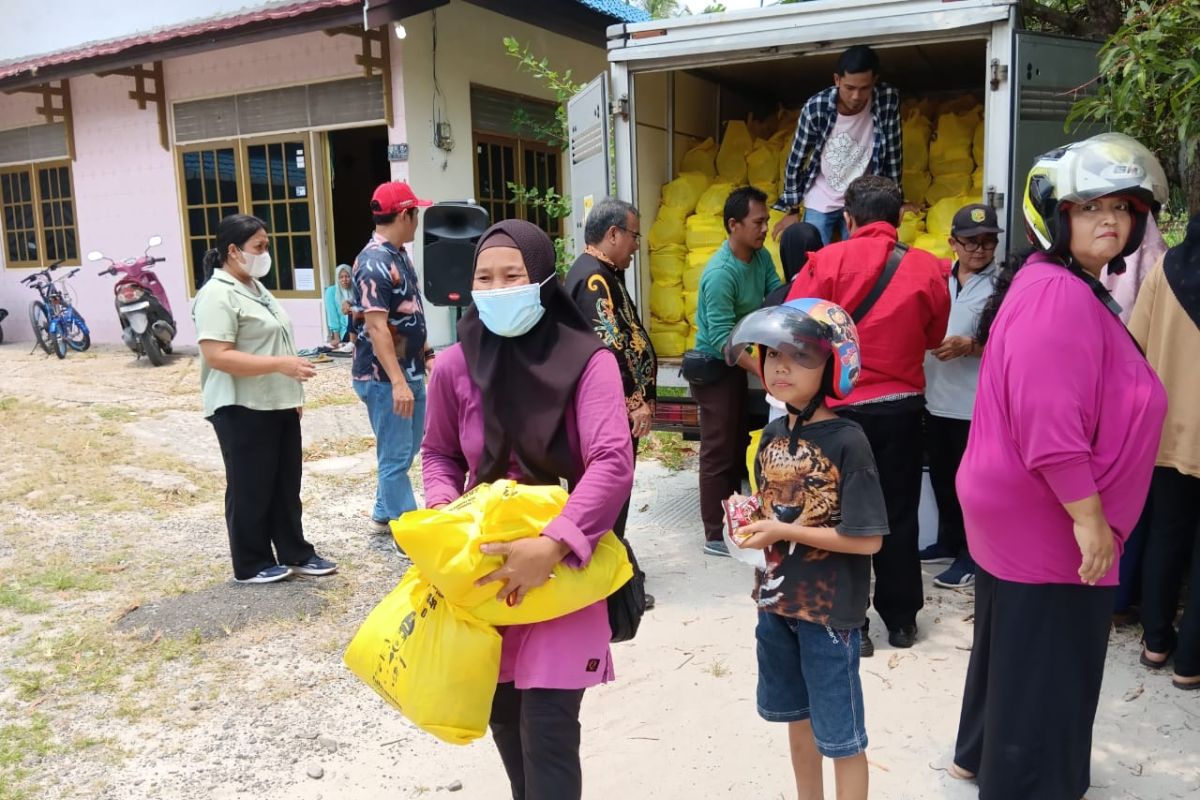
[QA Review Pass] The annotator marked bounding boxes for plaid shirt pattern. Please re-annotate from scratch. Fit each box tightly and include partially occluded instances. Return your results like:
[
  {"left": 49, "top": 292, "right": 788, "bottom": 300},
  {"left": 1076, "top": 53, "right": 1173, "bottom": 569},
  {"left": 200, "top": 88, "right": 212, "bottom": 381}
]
[{"left": 774, "top": 83, "right": 903, "bottom": 212}]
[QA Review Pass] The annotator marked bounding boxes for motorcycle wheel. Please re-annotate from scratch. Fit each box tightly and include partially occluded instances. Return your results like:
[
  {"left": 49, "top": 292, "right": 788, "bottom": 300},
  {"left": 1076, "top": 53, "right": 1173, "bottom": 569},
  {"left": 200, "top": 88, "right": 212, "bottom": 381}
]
[
  {"left": 53, "top": 329, "right": 67, "bottom": 359},
  {"left": 0, "top": 322, "right": 4, "bottom": 346},
  {"left": 64, "top": 319, "right": 90, "bottom": 352},
  {"left": 142, "top": 330, "right": 166, "bottom": 366},
  {"left": 28, "top": 302, "right": 51, "bottom": 354}
]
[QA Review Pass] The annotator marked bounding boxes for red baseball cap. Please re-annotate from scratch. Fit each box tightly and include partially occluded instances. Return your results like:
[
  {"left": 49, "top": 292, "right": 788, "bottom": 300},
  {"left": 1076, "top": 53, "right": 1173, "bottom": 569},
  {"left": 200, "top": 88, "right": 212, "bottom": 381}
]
[{"left": 371, "top": 181, "right": 432, "bottom": 214}]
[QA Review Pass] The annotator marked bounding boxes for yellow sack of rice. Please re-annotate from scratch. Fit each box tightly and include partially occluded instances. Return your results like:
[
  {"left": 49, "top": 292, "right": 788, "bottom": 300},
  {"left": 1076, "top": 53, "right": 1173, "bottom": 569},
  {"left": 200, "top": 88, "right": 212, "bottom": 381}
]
[
  {"left": 649, "top": 316, "right": 688, "bottom": 357},
  {"left": 686, "top": 326, "right": 699, "bottom": 351},
  {"left": 898, "top": 211, "right": 926, "bottom": 246},
  {"left": 649, "top": 282, "right": 685, "bottom": 323},
  {"left": 747, "top": 141, "right": 779, "bottom": 186},
  {"left": 685, "top": 214, "right": 727, "bottom": 251},
  {"left": 716, "top": 120, "right": 752, "bottom": 184},
  {"left": 925, "top": 174, "right": 973, "bottom": 206},
  {"left": 926, "top": 195, "right": 973, "bottom": 237},
  {"left": 649, "top": 244, "right": 686, "bottom": 286},
  {"left": 661, "top": 172, "right": 708, "bottom": 215},
  {"left": 686, "top": 246, "right": 719, "bottom": 274},
  {"left": 901, "top": 110, "right": 933, "bottom": 174},
  {"left": 902, "top": 171, "right": 932, "bottom": 207},
  {"left": 683, "top": 290, "right": 699, "bottom": 327},
  {"left": 913, "top": 232, "right": 953, "bottom": 261},
  {"left": 972, "top": 121, "right": 985, "bottom": 169},
  {"left": 696, "top": 182, "right": 734, "bottom": 217},
  {"left": 680, "top": 137, "right": 717, "bottom": 180},
  {"left": 929, "top": 109, "right": 979, "bottom": 176},
  {"left": 648, "top": 205, "right": 687, "bottom": 250}
]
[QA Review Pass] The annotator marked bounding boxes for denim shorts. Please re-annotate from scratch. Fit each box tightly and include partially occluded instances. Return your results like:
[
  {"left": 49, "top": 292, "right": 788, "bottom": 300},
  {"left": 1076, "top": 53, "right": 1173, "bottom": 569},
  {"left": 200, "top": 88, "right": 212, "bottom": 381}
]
[{"left": 755, "top": 611, "right": 867, "bottom": 758}]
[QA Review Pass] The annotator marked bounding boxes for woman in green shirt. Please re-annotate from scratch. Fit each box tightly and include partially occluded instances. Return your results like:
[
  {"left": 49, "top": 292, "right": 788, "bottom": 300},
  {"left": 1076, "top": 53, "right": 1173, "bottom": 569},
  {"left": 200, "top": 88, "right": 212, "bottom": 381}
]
[{"left": 192, "top": 214, "right": 337, "bottom": 584}]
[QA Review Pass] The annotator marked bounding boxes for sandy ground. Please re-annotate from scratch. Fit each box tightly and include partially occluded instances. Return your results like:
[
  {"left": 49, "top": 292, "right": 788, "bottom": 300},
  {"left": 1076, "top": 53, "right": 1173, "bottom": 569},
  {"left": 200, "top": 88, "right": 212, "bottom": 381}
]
[{"left": 0, "top": 345, "right": 1196, "bottom": 800}]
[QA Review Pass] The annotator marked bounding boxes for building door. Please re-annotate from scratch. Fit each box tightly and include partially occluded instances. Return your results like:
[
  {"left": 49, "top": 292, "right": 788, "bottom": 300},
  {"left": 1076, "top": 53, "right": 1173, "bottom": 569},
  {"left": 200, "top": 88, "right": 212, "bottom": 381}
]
[{"left": 326, "top": 125, "right": 391, "bottom": 272}]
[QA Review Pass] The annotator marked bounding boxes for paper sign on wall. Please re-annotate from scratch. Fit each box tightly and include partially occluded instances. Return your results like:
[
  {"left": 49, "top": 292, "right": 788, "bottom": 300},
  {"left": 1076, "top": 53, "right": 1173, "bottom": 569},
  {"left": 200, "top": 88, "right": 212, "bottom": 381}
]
[{"left": 294, "top": 269, "right": 315, "bottom": 291}]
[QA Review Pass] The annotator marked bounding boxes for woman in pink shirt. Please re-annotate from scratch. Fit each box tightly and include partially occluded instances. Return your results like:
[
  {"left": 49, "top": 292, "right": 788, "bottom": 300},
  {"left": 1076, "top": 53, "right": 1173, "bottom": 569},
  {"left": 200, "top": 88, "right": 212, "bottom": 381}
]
[
  {"left": 948, "top": 134, "right": 1168, "bottom": 799},
  {"left": 422, "top": 219, "right": 633, "bottom": 800}
]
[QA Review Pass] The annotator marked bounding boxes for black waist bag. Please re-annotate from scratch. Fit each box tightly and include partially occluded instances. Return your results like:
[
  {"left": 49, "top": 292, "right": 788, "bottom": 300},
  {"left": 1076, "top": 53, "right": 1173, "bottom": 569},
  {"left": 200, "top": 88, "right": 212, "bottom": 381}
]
[
  {"left": 681, "top": 349, "right": 729, "bottom": 386},
  {"left": 607, "top": 537, "right": 647, "bottom": 643}
]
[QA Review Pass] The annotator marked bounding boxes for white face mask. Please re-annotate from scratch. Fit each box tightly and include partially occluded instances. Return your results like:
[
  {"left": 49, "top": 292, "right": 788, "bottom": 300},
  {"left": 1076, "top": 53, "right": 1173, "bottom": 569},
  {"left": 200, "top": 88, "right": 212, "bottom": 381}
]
[
  {"left": 239, "top": 249, "right": 272, "bottom": 279},
  {"left": 472, "top": 275, "right": 554, "bottom": 338}
]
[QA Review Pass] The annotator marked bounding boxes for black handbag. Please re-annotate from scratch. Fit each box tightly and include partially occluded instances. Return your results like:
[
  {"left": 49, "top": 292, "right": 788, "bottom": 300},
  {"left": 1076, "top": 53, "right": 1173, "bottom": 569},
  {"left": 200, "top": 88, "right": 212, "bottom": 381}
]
[
  {"left": 681, "top": 349, "right": 729, "bottom": 386},
  {"left": 607, "top": 536, "right": 647, "bottom": 643}
]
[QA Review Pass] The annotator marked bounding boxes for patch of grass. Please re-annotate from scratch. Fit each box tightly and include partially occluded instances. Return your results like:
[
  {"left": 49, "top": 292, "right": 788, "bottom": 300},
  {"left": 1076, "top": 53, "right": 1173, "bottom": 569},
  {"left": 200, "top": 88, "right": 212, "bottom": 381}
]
[
  {"left": 656, "top": 386, "right": 689, "bottom": 399},
  {"left": 93, "top": 405, "right": 135, "bottom": 421},
  {"left": 0, "top": 713, "right": 55, "bottom": 800},
  {"left": 705, "top": 659, "right": 731, "bottom": 678},
  {"left": 4, "top": 668, "right": 50, "bottom": 701},
  {"left": 0, "top": 585, "right": 48, "bottom": 614},
  {"left": 303, "top": 435, "right": 376, "bottom": 462},
  {"left": 25, "top": 565, "right": 105, "bottom": 593},
  {"left": 0, "top": 396, "right": 18, "bottom": 412},
  {"left": 306, "top": 392, "right": 358, "bottom": 410},
  {"left": 638, "top": 431, "right": 695, "bottom": 471}
]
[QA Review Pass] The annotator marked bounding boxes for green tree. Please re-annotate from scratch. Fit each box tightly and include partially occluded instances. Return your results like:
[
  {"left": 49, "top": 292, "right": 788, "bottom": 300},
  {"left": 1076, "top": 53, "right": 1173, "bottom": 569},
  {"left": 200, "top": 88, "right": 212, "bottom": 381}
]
[
  {"left": 1019, "top": 0, "right": 1132, "bottom": 38},
  {"left": 1068, "top": 1, "right": 1200, "bottom": 212},
  {"left": 640, "top": 0, "right": 686, "bottom": 18}
]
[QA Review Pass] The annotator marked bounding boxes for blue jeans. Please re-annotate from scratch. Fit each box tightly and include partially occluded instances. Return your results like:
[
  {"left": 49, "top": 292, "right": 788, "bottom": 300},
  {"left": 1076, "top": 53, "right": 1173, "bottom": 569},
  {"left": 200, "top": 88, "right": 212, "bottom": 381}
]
[
  {"left": 755, "top": 611, "right": 867, "bottom": 758},
  {"left": 804, "top": 206, "right": 848, "bottom": 246},
  {"left": 354, "top": 376, "right": 426, "bottom": 522}
]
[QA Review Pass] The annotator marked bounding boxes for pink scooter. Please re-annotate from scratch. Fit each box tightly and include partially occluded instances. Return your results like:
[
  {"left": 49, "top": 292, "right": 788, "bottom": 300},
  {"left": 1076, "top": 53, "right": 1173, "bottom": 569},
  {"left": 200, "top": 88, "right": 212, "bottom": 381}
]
[{"left": 89, "top": 235, "right": 176, "bottom": 366}]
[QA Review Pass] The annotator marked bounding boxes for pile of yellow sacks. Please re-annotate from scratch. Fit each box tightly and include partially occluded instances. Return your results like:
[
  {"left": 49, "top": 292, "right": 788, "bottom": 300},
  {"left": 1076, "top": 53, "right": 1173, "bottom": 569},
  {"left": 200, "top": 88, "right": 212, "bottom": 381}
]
[
  {"left": 648, "top": 112, "right": 797, "bottom": 357},
  {"left": 898, "top": 94, "right": 987, "bottom": 261},
  {"left": 344, "top": 481, "right": 633, "bottom": 745}
]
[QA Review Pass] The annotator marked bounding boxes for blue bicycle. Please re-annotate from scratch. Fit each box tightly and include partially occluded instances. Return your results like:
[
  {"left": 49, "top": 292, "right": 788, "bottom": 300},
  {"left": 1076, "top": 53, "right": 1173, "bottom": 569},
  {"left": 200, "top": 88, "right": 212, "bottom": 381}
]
[{"left": 21, "top": 261, "right": 91, "bottom": 359}]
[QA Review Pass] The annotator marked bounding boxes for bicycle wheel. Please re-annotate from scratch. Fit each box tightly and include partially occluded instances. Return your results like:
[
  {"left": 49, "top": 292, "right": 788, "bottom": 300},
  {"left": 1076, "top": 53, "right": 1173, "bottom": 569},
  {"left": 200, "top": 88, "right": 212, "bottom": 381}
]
[
  {"left": 53, "top": 328, "right": 67, "bottom": 359},
  {"left": 28, "top": 302, "right": 51, "bottom": 354},
  {"left": 64, "top": 314, "right": 90, "bottom": 352}
]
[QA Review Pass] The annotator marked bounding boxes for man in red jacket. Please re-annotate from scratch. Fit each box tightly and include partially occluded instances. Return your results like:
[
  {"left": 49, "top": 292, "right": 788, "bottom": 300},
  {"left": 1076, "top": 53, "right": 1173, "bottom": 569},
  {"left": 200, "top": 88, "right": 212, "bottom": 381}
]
[{"left": 786, "top": 175, "right": 950, "bottom": 655}]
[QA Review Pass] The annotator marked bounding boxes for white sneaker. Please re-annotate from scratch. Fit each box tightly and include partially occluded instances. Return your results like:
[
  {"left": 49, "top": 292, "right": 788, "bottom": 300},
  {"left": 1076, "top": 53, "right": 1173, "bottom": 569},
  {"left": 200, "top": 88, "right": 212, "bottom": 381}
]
[{"left": 369, "top": 518, "right": 390, "bottom": 535}]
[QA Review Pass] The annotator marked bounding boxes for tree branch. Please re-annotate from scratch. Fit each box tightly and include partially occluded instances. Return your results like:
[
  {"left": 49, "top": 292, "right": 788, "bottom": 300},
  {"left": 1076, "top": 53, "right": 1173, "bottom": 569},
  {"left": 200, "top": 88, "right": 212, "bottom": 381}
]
[{"left": 1020, "top": 0, "right": 1081, "bottom": 33}]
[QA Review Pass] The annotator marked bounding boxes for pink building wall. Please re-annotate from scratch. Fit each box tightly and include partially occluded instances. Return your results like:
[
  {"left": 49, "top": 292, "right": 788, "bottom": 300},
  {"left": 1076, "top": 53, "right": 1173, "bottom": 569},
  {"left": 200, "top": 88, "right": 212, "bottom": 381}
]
[{"left": 0, "top": 27, "right": 399, "bottom": 349}]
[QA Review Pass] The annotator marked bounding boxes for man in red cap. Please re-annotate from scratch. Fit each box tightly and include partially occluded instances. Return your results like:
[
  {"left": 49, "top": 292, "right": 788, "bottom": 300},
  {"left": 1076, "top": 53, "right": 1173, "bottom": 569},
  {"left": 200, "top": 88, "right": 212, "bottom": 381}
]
[{"left": 351, "top": 181, "right": 434, "bottom": 541}]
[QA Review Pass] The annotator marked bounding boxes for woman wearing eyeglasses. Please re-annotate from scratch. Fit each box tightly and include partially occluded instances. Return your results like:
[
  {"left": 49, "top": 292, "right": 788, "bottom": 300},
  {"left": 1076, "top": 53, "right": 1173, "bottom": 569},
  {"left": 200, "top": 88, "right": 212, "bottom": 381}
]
[{"left": 918, "top": 204, "right": 1002, "bottom": 590}]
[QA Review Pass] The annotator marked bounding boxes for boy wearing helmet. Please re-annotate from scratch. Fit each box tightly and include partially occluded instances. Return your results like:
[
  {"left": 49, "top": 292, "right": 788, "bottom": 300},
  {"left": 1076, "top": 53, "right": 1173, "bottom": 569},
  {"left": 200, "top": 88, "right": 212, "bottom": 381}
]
[{"left": 724, "top": 299, "right": 889, "bottom": 800}]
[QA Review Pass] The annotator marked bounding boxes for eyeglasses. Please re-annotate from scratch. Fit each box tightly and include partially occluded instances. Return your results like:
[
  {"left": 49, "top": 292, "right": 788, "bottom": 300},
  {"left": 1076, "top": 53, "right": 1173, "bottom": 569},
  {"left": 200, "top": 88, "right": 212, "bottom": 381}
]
[
  {"left": 617, "top": 226, "right": 642, "bottom": 243},
  {"left": 953, "top": 237, "right": 999, "bottom": 253}
]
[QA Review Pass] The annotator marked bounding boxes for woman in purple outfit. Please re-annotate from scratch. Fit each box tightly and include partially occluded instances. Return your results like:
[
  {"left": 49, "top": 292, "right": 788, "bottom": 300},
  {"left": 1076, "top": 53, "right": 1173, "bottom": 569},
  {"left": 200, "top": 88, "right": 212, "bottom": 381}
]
[
  {"left": 947, "top": 133, "right": 1168, "bottom": 799},
  {"left": 421, "top": 219, "right": 633, "bottom": 800}
]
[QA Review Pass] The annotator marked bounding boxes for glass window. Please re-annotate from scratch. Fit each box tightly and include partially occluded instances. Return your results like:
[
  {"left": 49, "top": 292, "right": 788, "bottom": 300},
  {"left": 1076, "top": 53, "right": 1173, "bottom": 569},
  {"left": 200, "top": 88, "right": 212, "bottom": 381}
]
[
  {"left": 0, "top": 161, "right": 79, "bottom": 268},
  {"left": 179, "top": 147, "right": 239, "bottom": 292}
]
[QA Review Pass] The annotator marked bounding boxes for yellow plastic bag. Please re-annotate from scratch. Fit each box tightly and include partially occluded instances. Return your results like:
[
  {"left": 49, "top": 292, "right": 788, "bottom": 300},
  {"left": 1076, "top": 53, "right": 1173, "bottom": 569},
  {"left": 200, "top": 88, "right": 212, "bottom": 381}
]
[
  {"left": 649, "top": 244, "right": 686, "bottom": 286},
  {"left": 971, "top": 167, "right": 985, "bottom": 195},
  {"left": 696, "top": 181, "right": 734, "bottom": 217},
  {"left": 972, "top": 121, "right": 985, "bottom": 169},
  {"left": 686, "top": 325, "right": 698, "bottom": 351},
  {"left": 929, "top": 110, "right": 979, "bottom": 176},
  {"left": 683, "top": 290, "right": 699, "bottom": 326},
  {"left": 650, "top": 316, "right": 687, "bottom": 357},
  {"left": 751, "top": 181, "right": 779, "bottom": 206},
  {"left": 685, "top": 214, "right": 727, "bottom": 251},
  {"left": 661, "top": 174, "right": 704, "bottom": 214},
  {"left": 650, "top": 282, "right": 685, "bottom": 322},
  {"left": 747, "top": 428, "right": 763, "bottom": 493},
  {"left": 717, "top": 120, "right": 753, "bottom": 183},
  {"left": 747, "top": 141, "right": 778, "bottom": 186},
  {"left": 343, "top": 569, "right": 502, "bottom": 745},
  {"left": 926, "top": 195, "right": 973, "bottom": 237},
  {"left": 680, "top": 138, "right": 717, "bottom": 179},
  {"left": 925, "top": 174, "right": 973, "bottom": 206},
  {"left": 682, "top": 263, "right": 706, "bottom": 292},
  {"left": 913, "top": 232, "right": 953, "bottom": 261},
  {"left": 901, "top": 110, "right": 933, "bottom": 174},
  {"left": 390, "top": 481, "right": 634, "bottom": 626},
  {"left": 902, "top": 171, "right": 932, "bottom": 206},
  {"left": 680, "top": 171, "right": 711, "bottom": 203},
  {"left": 898, "top": 211, "right": 927, "bottom": 245},
  {"left": 648, "top": 205, "right": 687, "bottom": 250}
]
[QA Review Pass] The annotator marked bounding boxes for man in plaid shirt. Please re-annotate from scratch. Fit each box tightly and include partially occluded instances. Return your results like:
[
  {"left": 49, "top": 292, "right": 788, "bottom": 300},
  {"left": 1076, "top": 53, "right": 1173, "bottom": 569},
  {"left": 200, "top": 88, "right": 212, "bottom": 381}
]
[{"left": 773, "top": 45, "right": 903, "bottom": 246}]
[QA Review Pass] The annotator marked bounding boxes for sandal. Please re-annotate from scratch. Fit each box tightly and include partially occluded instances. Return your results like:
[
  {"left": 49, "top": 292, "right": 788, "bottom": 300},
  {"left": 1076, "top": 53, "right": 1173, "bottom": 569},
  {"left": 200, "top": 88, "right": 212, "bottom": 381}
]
[
  {"left": 1139, "top": 646, "right": 1170, "bottom": 670},
  {"left": 1172, "top": 674, "right": 1200, "bottom": 691}
]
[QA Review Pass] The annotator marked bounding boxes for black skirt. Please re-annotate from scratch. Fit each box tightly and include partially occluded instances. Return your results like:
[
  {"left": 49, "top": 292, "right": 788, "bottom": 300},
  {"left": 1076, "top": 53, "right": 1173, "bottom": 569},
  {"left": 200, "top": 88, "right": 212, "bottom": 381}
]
[{"left": 954, "top": 567, "right": 1114, "bottom": 800}]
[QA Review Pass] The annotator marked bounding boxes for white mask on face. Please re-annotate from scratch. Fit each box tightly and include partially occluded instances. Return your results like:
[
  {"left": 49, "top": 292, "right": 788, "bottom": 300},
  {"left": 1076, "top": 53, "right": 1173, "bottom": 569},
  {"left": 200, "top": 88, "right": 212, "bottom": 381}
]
[
  {"left": 472, "top": 274, "right": 554, "bottom": 338},
  {"left": 239, "top": 249, "right": 272, "bottom": 279}
]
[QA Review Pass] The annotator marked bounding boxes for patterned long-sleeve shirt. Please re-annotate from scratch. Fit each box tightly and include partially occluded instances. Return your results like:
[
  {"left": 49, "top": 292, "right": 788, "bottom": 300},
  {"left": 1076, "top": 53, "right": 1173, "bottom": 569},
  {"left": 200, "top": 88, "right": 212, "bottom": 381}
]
[
  {"left": 564, "top": 253, "right": 657, "bottom": 412},
  {"left": 774, "top": 83, "right": 903, "bottom": 212}
]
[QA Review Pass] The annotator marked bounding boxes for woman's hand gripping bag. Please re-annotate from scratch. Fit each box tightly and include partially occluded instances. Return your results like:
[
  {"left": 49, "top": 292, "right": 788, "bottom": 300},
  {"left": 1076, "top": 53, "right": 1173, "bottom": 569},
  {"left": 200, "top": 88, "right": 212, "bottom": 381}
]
[
  {"left": 391, "top": 480, "right": 633, "bottom": 625},
  {"left": 343, "top": 568, "right": 502, "bottom": 745}
]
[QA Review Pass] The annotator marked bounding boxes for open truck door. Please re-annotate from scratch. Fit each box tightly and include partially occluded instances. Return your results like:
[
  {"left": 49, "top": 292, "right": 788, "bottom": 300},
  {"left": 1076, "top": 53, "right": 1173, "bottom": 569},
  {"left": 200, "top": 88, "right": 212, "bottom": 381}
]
[
  {"left": 566, "top": 73, "right": 612, "bottom": 258},
  {"left": 1007, "top": 32, "right": 1103, "bottom": 238}
]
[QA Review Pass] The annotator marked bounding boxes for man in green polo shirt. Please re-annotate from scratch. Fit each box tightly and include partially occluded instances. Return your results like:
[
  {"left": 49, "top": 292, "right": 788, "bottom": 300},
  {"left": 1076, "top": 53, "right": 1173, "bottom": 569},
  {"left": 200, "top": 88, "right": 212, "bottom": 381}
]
[{"left": 692, "top": 185, "right": 782, "bottom": 556}]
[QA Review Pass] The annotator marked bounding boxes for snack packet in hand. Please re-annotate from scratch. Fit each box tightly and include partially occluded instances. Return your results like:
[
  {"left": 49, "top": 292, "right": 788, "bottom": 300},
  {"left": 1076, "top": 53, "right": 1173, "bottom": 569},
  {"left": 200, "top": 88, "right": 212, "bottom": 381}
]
[{"left": 723, "top": 493, "right": 761, "bottom": 545}]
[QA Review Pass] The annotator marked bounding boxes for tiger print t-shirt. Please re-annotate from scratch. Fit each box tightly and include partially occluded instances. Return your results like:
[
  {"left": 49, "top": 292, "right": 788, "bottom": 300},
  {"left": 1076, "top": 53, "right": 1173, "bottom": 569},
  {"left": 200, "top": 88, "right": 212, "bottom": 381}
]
[{"left": 751, "top": 416, "right": 889, "bottom": 630}]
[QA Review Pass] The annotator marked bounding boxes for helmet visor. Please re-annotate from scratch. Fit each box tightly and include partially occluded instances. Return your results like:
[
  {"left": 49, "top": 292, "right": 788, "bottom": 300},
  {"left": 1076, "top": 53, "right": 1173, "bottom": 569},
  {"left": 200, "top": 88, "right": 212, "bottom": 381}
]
[{"left": 723, "top": 305, "right": 832, "bottom": 367}]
